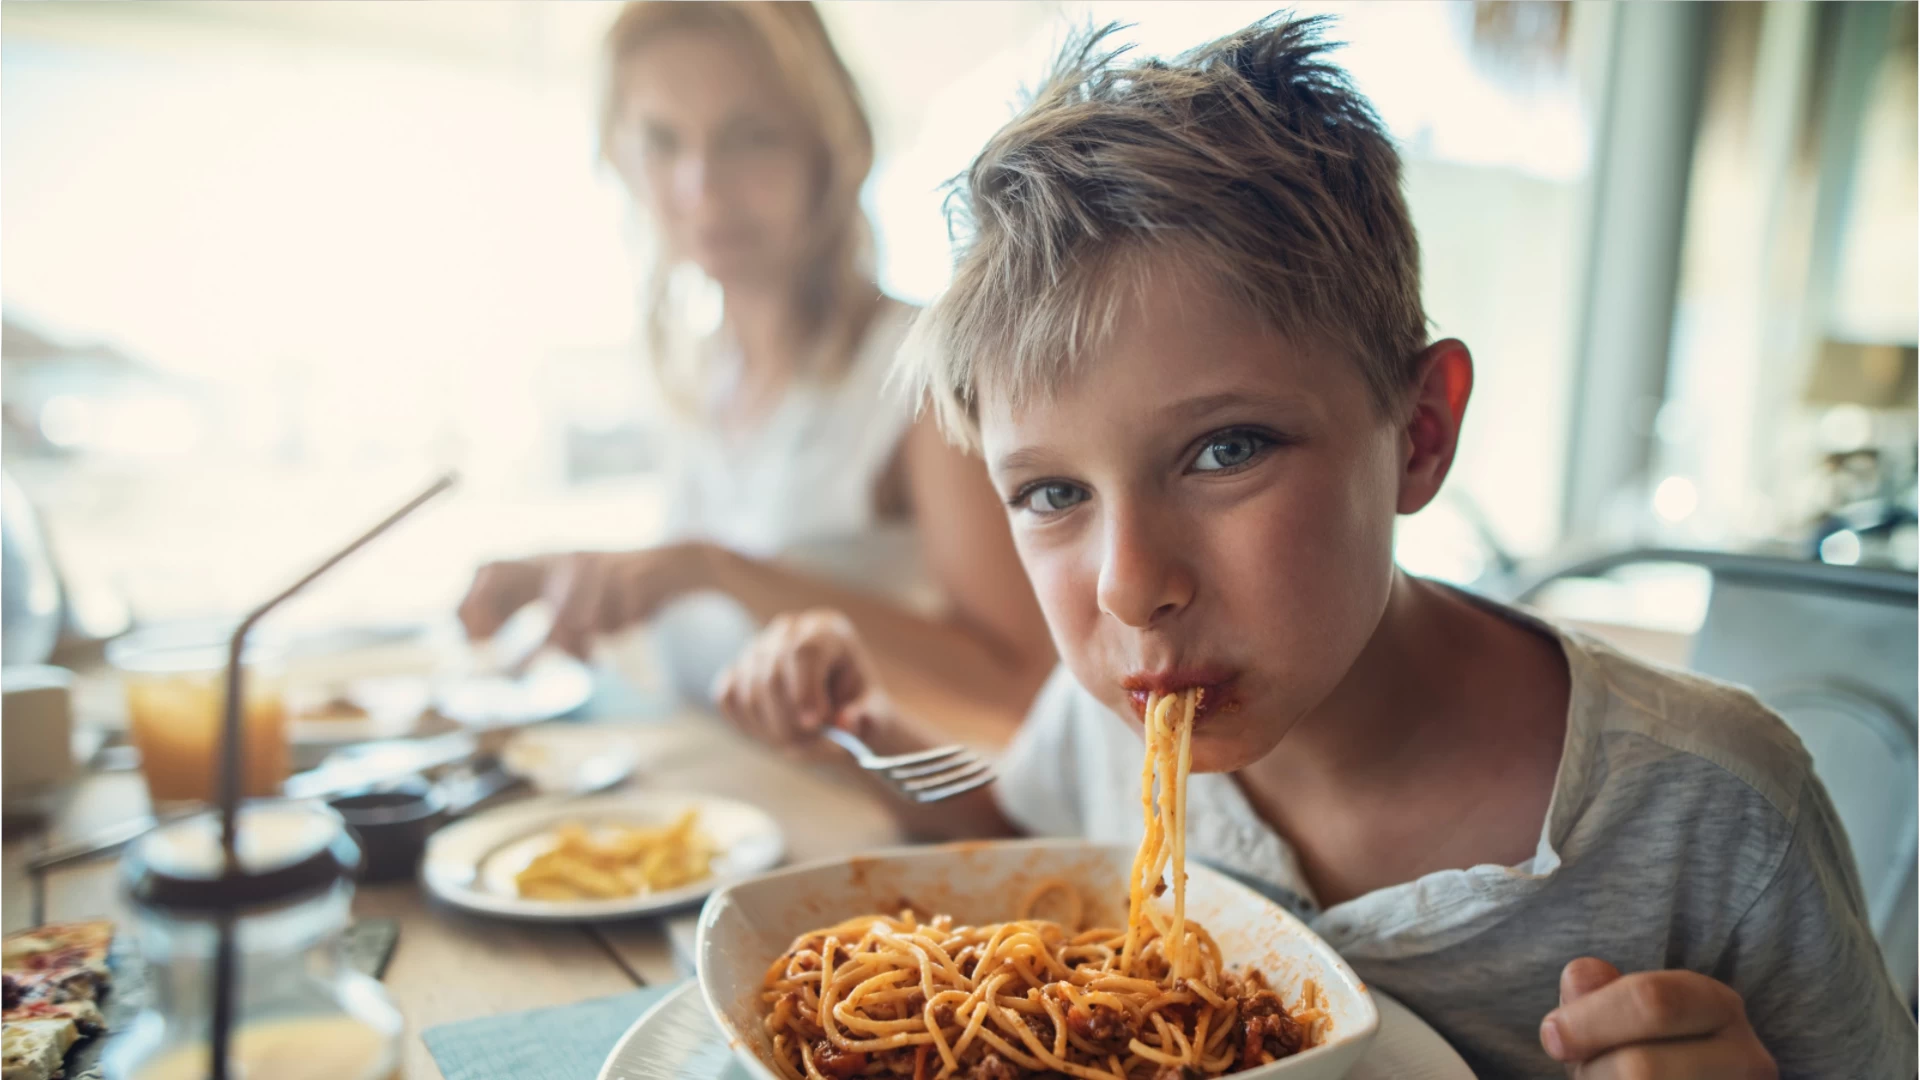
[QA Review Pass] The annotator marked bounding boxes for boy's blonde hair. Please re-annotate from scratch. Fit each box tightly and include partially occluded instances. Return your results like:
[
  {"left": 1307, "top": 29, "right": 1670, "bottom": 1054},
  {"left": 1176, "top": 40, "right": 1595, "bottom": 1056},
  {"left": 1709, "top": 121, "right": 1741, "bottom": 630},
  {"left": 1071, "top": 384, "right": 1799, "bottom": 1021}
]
[{"left": 902, "top": 16, "right": 1427, "bottom": 448}]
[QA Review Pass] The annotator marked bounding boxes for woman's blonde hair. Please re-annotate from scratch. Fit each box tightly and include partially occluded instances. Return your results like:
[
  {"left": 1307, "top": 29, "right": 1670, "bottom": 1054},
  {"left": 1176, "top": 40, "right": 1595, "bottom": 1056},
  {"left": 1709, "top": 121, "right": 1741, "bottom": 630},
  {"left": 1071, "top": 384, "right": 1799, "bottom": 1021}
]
[{"left": 600, "top": 1, "right": 878, "bottom": 404}]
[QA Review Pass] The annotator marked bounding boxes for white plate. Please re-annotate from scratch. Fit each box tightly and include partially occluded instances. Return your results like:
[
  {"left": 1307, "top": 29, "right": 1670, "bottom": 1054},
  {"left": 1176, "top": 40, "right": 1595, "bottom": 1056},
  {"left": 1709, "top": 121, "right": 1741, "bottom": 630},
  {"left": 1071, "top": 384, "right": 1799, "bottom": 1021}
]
[
  {"left": 290, "top": 674, "right": 437, "bottom": 748},
  {"left": 598, "top": 982, "right": 1475, "bottom": 1080},
  {"left": 290, "top": 657, "right": 594, "bottom": 771},
  {"left": 433, "top": 652, "right": 595, "bottom": 728},
  {"left": 499, "top": 724, "right": 641, "bottom": 795},
  {"left": 698, "top": 839, "right": 1378, "bottom": 1080},
  {"left": 287, "top": 616, "right": 593, "bottom": 732},
  {"left": 421, "top": 792, "right": 784, "bottom": 922}
]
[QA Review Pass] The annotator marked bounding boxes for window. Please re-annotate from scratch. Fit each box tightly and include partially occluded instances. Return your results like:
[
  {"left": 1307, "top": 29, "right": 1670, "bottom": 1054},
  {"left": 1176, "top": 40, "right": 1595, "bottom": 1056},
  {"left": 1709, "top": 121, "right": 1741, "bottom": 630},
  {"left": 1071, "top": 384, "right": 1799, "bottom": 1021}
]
[{"left": 3, "top": 1, "right": 1607, "bottom": 626}]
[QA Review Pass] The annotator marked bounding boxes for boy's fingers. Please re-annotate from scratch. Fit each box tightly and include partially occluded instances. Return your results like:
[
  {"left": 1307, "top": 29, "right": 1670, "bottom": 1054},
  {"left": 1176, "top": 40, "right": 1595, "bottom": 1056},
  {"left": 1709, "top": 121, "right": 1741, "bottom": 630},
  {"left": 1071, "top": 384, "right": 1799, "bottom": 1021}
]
[
  {"left": 748, "top": 635, "right": 795, "bottom": 743},
  {"left": 776, "top": 638, "right": 834, "bottom": 738},
  {"left": 1574, "top": 1033, "right": 1776, "bottom": 1080},
  {"left": 712, "top": 670, "right": 752, "bottom": 739},
  {"left": 785, "top": 627, "right": 839, "bottom": 729},
  {"left": 1544, "top": 971, "right": 1744, "bottom": 1063},
  {"left": 724, "top": 639, "right": 777, "bottom": 742},
  {"left": 835, "top": 701, "right": 874, "bottom": 743},
  {"left": 775, "top": 648, "right": 822, "bottom": 734},
  {"left": 834, "top": 695, "right": 887, "bottom": 743},
  {"left": 1561, "top": 957, "right": 1622, "bottom": 1005}
]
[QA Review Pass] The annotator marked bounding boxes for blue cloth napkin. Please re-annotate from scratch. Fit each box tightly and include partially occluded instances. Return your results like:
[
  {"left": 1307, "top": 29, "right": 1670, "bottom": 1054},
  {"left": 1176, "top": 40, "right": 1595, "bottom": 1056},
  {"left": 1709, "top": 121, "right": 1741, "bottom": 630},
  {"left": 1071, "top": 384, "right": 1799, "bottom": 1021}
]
[{"left": 423, "top": 983, "right": 678, "bottom": 1080}]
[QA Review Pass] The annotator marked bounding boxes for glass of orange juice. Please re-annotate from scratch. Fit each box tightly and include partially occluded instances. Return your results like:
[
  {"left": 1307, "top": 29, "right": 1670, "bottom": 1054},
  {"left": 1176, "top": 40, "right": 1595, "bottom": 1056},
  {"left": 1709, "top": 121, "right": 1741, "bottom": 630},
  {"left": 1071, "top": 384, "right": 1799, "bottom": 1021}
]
[{"left": 107, "top": 625, "right": 291, "bottom": 807}]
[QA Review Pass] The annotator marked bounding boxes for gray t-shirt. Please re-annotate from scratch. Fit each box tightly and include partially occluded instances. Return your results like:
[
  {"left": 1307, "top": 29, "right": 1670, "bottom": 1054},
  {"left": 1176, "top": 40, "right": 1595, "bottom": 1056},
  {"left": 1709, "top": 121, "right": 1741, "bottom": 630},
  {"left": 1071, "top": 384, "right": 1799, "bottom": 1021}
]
[{"left": 995, "top": 605, "right": 1916, "bottom": 1079}]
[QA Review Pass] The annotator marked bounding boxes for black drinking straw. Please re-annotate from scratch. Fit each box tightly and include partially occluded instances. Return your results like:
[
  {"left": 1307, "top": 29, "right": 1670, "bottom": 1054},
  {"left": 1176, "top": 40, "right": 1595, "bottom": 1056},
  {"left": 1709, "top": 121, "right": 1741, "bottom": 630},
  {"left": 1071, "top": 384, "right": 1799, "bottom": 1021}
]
[{"left": 209, "top": 472, "right": 456, "bottom": 1080}]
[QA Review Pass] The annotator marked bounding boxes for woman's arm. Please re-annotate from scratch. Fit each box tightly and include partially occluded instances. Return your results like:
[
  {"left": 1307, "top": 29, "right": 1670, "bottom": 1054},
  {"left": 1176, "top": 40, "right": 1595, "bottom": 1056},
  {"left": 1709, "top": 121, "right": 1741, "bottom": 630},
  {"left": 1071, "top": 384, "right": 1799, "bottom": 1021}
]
[{"left": 459, "top": 421, "right": 1053, "bottom": 732}]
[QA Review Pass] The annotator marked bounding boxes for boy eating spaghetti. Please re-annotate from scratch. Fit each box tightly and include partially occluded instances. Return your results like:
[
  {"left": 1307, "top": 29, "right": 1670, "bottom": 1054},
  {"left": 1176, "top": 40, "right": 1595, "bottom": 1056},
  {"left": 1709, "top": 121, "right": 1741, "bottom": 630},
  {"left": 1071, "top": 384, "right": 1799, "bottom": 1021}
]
[{"left": 713, "top": 16, "right": 1915, "bottom": 1078}]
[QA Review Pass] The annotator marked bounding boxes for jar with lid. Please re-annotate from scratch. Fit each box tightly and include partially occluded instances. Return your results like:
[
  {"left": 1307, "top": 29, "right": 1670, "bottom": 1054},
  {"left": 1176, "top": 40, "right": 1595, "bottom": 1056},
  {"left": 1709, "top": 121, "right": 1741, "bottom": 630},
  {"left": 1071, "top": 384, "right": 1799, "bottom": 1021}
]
[{"left": 104, "top": 800, "right": 402, "bottom": 1080}]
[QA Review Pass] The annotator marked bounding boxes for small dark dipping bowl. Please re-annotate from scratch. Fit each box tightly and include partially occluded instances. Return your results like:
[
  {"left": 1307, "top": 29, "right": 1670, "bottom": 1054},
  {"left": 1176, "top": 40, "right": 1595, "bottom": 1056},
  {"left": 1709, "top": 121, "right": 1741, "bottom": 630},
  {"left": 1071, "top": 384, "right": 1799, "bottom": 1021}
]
[{"left": 327, "top": 776, "right": 448, "bottom": 883}]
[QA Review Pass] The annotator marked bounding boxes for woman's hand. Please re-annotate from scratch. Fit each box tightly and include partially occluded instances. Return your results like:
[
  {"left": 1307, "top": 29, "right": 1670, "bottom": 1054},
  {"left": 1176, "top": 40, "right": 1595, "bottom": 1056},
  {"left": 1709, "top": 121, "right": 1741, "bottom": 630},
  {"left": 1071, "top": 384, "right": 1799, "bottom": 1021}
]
[
  {"left": 711, "top": 609, "right": 906, "bottom": 754},
  {"left": 456, "top": 544, "right": 718, "bottom": 658},
  {"left": 1541, "top": 958, "right": 1777, "bottom": 1078}
]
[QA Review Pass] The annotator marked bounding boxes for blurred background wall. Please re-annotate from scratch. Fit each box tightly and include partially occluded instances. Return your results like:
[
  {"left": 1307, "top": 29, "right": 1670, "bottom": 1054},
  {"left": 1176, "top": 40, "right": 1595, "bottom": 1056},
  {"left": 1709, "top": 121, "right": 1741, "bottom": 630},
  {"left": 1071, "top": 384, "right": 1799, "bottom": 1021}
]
[{"left": 2, "top": 0, "right": 1913, "bottom": 638}]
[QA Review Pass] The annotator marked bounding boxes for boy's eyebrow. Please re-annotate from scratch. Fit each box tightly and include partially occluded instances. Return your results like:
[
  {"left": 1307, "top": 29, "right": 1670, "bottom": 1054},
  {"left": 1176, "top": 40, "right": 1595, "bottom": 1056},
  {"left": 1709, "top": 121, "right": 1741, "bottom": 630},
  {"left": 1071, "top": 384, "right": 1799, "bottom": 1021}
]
[
  {"left": 992, "top": 446, "right": 1058, "bottom": 476},
  {"left": 1157, "top": 389, "right": 1305, "bottom": 423}
]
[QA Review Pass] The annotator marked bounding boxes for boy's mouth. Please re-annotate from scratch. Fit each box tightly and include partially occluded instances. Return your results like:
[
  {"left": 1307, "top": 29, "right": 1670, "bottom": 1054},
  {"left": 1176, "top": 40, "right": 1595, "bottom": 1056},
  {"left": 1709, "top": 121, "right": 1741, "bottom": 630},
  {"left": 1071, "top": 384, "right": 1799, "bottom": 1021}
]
[{"left": 1120, "top": 669, "right": 1239, "bottom": 723}]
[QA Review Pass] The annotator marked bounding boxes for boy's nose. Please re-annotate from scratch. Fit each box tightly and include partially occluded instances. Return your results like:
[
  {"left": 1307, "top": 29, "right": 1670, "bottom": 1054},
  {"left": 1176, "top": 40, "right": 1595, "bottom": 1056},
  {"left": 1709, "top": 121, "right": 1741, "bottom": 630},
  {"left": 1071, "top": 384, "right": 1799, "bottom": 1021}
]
[{"left": 1096, "top": 510, "right": 1195, "bottom": 628}]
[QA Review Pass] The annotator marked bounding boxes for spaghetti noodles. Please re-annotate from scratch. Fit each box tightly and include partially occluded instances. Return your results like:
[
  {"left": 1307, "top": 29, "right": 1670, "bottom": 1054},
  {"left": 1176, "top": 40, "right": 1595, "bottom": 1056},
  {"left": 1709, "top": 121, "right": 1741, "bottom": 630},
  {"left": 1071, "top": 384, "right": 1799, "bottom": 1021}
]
[{"left": 760, "top": 690, "right": 1322, "bottom": 1080}]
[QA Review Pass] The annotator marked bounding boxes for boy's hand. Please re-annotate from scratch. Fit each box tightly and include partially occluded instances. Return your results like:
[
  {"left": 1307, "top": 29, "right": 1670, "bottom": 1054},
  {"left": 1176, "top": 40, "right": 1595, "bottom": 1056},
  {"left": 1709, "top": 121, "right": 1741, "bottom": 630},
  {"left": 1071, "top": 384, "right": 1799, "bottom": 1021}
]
[
  {"left": 717, "top": 610, "right": 1019, "bottom": 841},
  {"left": 712, "top": 609, "right": 900, "bottom": 752},
  {"left": 1541, "top": 958, "right": 1777, "bottom": 1078}
]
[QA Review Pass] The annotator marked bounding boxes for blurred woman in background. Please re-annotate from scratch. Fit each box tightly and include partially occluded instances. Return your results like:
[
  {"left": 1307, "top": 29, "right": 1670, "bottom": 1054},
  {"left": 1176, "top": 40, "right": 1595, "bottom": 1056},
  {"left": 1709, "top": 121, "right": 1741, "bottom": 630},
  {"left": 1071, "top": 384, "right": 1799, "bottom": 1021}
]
[{"left": 459, "top": 1, "right": 1052, "bottom": 733}]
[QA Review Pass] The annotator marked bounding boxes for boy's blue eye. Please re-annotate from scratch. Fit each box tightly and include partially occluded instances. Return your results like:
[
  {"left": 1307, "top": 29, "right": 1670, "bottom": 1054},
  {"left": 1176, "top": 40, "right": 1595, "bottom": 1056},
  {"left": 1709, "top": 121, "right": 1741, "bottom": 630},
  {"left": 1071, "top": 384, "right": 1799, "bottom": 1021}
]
[
  {"left": 1192, "top": 430, "right": 1272, "bottom": 472},
  {"left": 1016, "top": 482, "right": 1089, "bottom": 514}
]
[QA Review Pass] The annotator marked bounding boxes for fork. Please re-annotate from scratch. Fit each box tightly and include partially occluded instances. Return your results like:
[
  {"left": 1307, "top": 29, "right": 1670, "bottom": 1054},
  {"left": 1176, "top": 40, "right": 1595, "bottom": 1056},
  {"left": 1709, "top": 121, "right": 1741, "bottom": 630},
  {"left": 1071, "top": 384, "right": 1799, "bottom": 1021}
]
[{"left": 822, "top": 728, "right": 996, "bottom": 803}]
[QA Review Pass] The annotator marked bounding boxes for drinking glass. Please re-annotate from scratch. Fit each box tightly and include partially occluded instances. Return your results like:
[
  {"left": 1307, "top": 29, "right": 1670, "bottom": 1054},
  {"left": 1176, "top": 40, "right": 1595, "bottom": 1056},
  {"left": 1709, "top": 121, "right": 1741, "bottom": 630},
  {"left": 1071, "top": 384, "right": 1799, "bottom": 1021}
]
[{"left": 107, "top": 625, "right": 290, "bottom": 808}]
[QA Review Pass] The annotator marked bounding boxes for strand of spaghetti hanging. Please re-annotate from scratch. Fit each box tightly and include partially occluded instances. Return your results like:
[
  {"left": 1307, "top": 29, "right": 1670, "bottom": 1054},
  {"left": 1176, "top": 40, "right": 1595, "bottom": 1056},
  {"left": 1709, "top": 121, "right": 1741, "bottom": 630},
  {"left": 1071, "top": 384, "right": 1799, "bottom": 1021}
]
[
  {"left": 210, "top": 472, "right": 456, "bottom": 1080},
  {"left": 1170, "top": 688, "right": 1196, "bottom": 980},
  {"left": 1121, "top": 686, "right": 1202, "bottom": 982}
]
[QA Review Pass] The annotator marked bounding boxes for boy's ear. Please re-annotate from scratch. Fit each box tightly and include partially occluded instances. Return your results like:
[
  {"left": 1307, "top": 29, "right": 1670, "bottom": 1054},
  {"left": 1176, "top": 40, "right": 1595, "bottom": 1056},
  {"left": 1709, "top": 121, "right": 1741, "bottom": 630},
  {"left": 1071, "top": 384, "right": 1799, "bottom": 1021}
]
[{"left": 1396, "top": 338, "right": 1473, "bottom": 515}]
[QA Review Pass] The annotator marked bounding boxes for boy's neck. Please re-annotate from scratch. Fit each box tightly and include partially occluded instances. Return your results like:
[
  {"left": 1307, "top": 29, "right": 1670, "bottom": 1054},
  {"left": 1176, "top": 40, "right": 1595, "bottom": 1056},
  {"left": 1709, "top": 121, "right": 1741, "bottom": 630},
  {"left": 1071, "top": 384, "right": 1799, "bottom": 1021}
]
[{"left": 1234, "top": 572, "right": 1570, "bottom": 904}]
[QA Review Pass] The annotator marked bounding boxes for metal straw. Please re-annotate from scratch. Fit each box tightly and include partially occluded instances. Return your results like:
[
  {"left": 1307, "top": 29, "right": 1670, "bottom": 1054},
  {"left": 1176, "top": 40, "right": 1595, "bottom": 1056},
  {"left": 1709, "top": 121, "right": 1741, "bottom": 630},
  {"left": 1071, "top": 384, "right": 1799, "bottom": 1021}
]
[{"left": 210, "top": 471, "right": 456, "bottom": 1080}]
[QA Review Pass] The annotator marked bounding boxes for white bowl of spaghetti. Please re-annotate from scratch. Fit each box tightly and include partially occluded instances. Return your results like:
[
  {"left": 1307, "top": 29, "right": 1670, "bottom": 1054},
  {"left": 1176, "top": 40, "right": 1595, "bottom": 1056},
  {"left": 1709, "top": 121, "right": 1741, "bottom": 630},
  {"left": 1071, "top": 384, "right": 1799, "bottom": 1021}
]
[
  {"left": 695, "top": 837, "right": 1379, "bottom": 1080},
  {"left": 699, "top": 691, "right": 1377, "bottom": 1080}
]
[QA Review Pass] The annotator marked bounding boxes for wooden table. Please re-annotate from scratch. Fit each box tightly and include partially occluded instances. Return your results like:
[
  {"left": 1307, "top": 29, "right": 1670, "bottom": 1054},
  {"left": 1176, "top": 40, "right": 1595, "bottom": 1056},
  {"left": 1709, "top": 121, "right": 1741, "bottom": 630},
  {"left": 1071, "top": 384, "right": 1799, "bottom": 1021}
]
[{"left": 2, "top": 713, "right": 907, "bottom": 1079}]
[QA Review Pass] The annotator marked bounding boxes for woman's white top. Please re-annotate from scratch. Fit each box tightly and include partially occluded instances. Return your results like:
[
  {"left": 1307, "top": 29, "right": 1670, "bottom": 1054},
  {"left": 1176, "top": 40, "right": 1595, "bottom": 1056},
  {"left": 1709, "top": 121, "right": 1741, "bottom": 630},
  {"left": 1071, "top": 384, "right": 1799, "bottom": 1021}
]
[{"left": 647, "top": 297, "right": 933, "bottom": 704}]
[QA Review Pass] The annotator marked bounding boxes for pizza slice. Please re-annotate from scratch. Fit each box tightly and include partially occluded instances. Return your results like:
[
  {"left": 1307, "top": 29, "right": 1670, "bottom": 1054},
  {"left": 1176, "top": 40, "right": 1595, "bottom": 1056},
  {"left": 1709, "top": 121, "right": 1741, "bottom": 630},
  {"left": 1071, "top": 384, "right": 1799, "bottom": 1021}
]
[
  {"left": 0, "top": 924, "right": 111, "bottom": 984},
  {"left": 2, "top": 1000, "right": 102, "bottom": 1040},
  {"left": 1, "top": 921, "right": 117, "bottom": 1080},
  {"left": 1, "top": 1017, "right": 77, "bottom": 1080},
  {"left": 1, "top": 969, "right": 104, "bottom": 1012}
]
